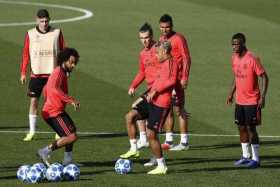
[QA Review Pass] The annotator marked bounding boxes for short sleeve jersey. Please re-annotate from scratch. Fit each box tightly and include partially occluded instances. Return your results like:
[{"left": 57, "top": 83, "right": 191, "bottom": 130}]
[{"left": 232, "top": 51, "right": 265, "bottom": 105}]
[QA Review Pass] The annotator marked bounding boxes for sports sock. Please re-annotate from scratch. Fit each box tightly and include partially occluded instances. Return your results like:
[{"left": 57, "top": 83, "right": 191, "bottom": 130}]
[
  {"left": 29, "top": 114, "right": 37, "bottom": 133},
  {"left": 165, "top": 132, "right": 173, "bottom": 143},
  {"left": 241, "top": 143, "right": 250, "bottom": 158},
  {"left": 42, "top": 146, "right": 52, "bottom": 155},
  {"left": 180, "top": 133, "right": 188, "bottom": 144},
  {"left": 139, "top": 131, "right": 147, "bottom": 143},
  {"left": 64, "top": 151, "right": 73, "bottom": 162},
  {"left": 129, "top": 139, "right": 137, "bottom": 151},
  {"left": 251, "top": 144, "right": 260, "bottom": 162},
  {"left": 156, "top": 157, "right": 166, "bottom": 167}
]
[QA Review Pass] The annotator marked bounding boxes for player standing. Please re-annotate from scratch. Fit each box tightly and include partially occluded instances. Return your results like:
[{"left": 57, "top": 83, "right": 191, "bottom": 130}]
[
  {"left": 37, "top": 48, "right": 80, "bottom": 166},
  {"left": 159, "top": 14, "right": 191, "bottom": 151},
  {"left": 20, "top": 9, "right": 65, "bottom": 141},
  {"left": 120, "top": 23, "right": 158, "bottom": 159},
  {"left": 227, "top": 33, "right": 268, "bottom": 168}
]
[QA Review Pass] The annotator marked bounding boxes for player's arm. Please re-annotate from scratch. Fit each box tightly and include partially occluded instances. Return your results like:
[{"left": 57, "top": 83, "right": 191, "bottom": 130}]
[
  {"left": 178, "top": 36, "right": 191, "bottom": 88},
  {"left": 258, "top": 72, "right": 269, "bottom": 109},
  {"left": 128, "top": 58, "right": 145, "bottom": 96},
  {"left": 51, "top": 71, "right": 79, "bottom": 109},
  {"left": 226, "top": 77, "right": 236, "bottom": 105},
  {"left": 20, "top": 33, "right": 30, "bottom": 84},
  {"left": 58, "top": 30, "right": 66, "bottom": 50}
]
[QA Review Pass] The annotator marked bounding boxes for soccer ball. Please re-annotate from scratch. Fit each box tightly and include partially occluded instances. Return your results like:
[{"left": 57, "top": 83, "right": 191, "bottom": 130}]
[
  {"left": 46, "top": 163, "right": 64, "bottom": 182},
  {"left": 114, "top": 159, "right": 132, "bottom": 174},
  {"left": 63, "top": 164, "right": 80, "bottom": 181},
  {"left": 17, "top": 165, "right": 30, "bottom": 182},
  {"left": 33, "top": 163, "right": 47, "bottom": 179},
  {"left": 26, "top": 165, "right": 43, "bottom": 183}
]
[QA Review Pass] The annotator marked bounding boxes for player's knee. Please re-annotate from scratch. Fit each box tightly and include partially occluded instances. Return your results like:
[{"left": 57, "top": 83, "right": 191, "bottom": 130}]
[
  {"left": 146, "top": 128, "right": 156, "bottom": 140},
  {"left": 68, "top": 133, "right": 78, "bottom": 143},
  {"left": 125, "top": 111, "right": 136, "bottom": 123}
]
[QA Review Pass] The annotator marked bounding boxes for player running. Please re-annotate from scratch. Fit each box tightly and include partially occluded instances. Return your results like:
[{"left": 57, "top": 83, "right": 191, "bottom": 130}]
[
  {"left": 37, "top": 48, "right": 80, "bottom": 166},
  {"left": 227, "top": 33, "right": 269, "bottom": 168}
]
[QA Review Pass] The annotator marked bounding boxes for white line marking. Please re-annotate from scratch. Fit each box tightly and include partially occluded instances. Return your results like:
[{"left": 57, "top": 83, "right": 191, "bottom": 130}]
[
  {"left": 0, "top": 0, "right": 93, "bottom": 27},
  {"left": 0, "top": 130, "right": 279, "bottom": 138}
]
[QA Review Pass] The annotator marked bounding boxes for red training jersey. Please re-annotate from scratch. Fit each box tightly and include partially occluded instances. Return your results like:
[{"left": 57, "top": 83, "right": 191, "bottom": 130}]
[
  {"left": 151, "top": 58, "right": 178, "bottom": 108},
  {"left": 232, "top": 51, "right": 265, "bottom": 105},
  {"left": 21, "top": 26, "right": 65, "bottom": 78},
  {"left": 160, "top": 32, "right": 191, "bottom": 82},
  {"left": 42, "top": 67, "right": 75, "bottom": 119},
  {"left": 129, "top": 42, "right": 159, "bottom": 90}
]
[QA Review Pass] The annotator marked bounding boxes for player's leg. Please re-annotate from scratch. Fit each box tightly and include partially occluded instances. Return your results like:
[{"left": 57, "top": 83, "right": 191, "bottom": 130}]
[
  {"left": 38, "top": 112, "right": 77, "bottom": 166},
  {"left": 234, "top": 104, "right": 251, "bottom": 166},
  {"left": 137, "top": 120, "right": 149, "bottom": 149},
  {"left": 245, "top": 105, "right": 261, "bottom": 168},
  {"left": 120, "top": 97, "right": 149, "bottom": 158},
  {"left": 169, "top": 85, "right": 190, "bottom": 151},
  {"left": 161, "top": 108, "right": 174, "bottom": 150},
  {"left": 23, "top": 78, "right": 47, "bottom": 141},
  {"left": 146, "top": 104, "right": 168, "bottom": 174}
]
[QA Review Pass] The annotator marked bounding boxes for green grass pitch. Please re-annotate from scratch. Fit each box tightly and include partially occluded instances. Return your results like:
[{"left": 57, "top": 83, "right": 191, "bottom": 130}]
[{"left": 0, "top": 0, "right": 280, "bottom": 186}]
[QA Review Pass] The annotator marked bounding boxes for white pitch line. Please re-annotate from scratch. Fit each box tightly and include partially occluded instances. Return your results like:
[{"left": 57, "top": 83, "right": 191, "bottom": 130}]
[
  {"left": 0, "top": 130, "right": 279, "bottom": 138},
  {"left": 0, "top": 0, "right": 93, "bottom": 27}
]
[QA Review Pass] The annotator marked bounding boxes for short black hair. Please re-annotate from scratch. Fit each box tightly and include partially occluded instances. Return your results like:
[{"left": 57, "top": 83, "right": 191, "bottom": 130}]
[
  {"left": 232, "top": 33, "right": 246, "bottom": 43},
  {"left": 57, "top": 48, "right": 80, "bottom": 66},
  {"left": 139, "top": 22, "right": 153, "bottom": 36},
  {"left": 37, "top": 9, "right": 50, "bottom": 18},
  {"left": 159, "top": 14, "right": 173, "bottom": 27}
]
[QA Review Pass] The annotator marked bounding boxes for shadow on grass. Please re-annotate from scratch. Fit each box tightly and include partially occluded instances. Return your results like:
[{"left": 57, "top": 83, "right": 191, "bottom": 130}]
[{"left": 0, "top": 126, "right": 27, "bottom": 130}]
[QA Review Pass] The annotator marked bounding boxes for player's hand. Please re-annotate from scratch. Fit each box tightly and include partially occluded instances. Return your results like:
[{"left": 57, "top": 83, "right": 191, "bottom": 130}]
[
  {"left": 72, "top": 100, "right": 80, "bottom": 111},
  {"left": 20, "top": 75, "right": 26, "bottom": 84},
  {"left": 128, "top": 88, "right": 135, "bottom": 97},
  {"left": 146, "top": 90, "right": 157, "bottom": 103},
  {"left": 180, "top": 80, "right": 187, "bottom": 89},
  {"left": 258, "top": 96, "right": 265, "bottom": 109},
  {"left": 226, "top": 95, "right": 233, "bottom": 105}
]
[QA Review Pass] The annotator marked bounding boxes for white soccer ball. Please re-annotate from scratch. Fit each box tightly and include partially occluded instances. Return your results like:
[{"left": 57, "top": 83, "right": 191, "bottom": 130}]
[
  {"left": 17, "top": 165, "right": 30, "bottom": 182},
  {"left": 33, "top": 163, "right": 47, "bottom": 179},
  {"left": 114, "top": 159, "right": 132, "bottom": 174},
  {"left": 46, "top": 163, "right": 64, "bottom": 182},
  {"left": 63, "top": 164, "right": 80, "bottom": 181},
  {"left": 26, "top": 165, "right": 43, "bottom": 183}
]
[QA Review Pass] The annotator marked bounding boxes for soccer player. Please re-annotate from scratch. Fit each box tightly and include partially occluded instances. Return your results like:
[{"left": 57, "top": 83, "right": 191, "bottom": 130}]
[
  {"left": 120, "top": 23, "right": 158, "bottom": 159},
  {"left": 159, "top": 14, "right": 191, "bottom": 151},
  {"left": 121, "top": 41, "right": 178, "bottom": 175},
  {"left": 227, "top": 33, "right": 269, "bottom": 168},
  {"left": 20, "top": 9, "right": 65, "bottom": 141},
  {"left": 37, "top": 48, "right": 80, "bottom": 166}
]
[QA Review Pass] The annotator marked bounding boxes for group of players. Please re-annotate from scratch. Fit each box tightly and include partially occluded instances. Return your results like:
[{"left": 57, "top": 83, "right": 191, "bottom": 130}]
[{"left": 20, "top": 9, "right": 269, "bottom": 174}]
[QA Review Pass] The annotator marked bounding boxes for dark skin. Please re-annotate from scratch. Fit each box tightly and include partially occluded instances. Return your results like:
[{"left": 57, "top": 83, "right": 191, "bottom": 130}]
[{"left": 227, "top": 38, "right": 269, "bottom": 144}]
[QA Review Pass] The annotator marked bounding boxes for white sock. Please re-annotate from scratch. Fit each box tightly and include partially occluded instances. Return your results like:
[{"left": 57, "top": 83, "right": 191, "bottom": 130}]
[
  {"left": 251, "top": 144, "right": 260, "bottom": 162},
  {"left": 42, "top": 146, "right": 52, "bottom": 155},
  {"left": 241, "top": 143, "right": 250, "bottom": 158},
  {"left": 180, "top": 133, "right": 188, "bottom": 144},
  {"left": 130, "top": 139, "right": 137, "bottom": 151},
  {"left": 64, "top": 151, "right": 73, "bottom": 162},
  {"left": 156, "top": 157, "right": 166, "bottom": 167},
  {"left": 165, "top": 132, "right": 173, "bottom": 143},
  {"left": 29, "top": 114, "right": 37, "bottom": 133},
  {"left": 139, "top": 131, "right": 147, "bottom": 143}
]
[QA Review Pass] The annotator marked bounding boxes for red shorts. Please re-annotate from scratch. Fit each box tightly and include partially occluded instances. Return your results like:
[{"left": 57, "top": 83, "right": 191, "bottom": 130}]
[{"left": 173, "top": 81, "right": 185, "bottom": 107}]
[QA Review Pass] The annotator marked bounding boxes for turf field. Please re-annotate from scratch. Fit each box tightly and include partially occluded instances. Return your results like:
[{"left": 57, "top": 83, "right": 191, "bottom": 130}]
[{"left": 0, "top": 0, "right": 280, "bottom": 186}]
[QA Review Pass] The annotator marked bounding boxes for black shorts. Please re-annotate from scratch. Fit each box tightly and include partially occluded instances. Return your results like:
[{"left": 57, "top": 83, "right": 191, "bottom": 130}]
[
  {"left": 131, "top": 95, "right": 149, "bottom": 120},
  {"left": 235, "top": 104, "right": 261, "bottom": 126},
  {"left": 44, "top": 112, "right": 76, "bottom": 137},
  {"left": 147, "top": 103, "right": 169, "bottom": 132},
  {"left": 132, "top": 96, "right": 169, "bottom": 132},
  {"left": 28, "top": 77, "right": 48, "bottom": 98}
]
